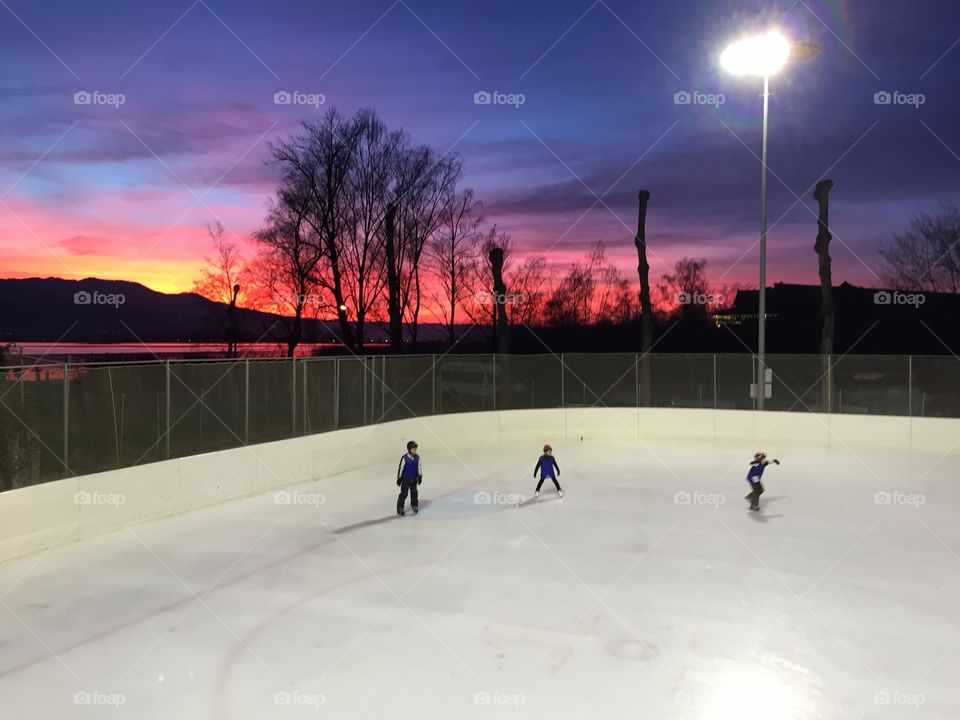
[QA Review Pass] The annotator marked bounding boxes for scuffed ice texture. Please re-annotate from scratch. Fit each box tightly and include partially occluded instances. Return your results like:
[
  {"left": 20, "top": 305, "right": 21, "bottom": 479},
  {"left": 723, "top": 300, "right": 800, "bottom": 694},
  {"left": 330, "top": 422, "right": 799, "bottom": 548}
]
[{"left": 0, "top": 440, "right": 957, "bottom": 719}]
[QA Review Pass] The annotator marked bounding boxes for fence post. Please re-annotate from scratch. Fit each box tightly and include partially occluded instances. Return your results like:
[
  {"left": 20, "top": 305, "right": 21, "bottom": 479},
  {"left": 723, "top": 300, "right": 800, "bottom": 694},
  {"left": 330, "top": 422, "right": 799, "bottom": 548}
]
[
  {"left": 713, "top": 354, "right": 717, "bottom": 411},
  {"left": 560, "top": 353, "right": 565, "bottom": 407},
  {"left": 432, "top": 355, "right": 437, "bottom": 415},
  {"left": 908, "top": 355, "right": 913, "bottom": 450},
  {"left": 291, "top": 357, "right": 297, "bottom": 436},
  {"left": 303, "top": 359, "right": 308, "bottom": 435},
  {"left": 827, "top": 354, "right": 832, "bottom": 414},
  {"left": 165, "top": 360, "right": 171, "bottom": 458},
  {"left": 244, "top": 359, "right": 249, "bottom": 444},
  {"left": 381, "top": 355, "right": 387, "bottom": 423},
  {"left": 635, "top": 353, "right": 639, "bottom": 407},
  {"left": 492, "top": 354, "right": 497, "bottom": 411},
  {"left": 63, "top": 362, "right": 69, "bottom": 476},
  {"left": 333, "top": 357, "right": 340, "bottom": 430}
]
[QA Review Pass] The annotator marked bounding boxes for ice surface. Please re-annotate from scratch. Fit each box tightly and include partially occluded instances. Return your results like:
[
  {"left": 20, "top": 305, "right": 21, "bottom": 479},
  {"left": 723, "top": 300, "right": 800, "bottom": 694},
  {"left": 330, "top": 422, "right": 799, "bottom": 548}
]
[{"left": 1, "top": 438, "right": 959, "bottom": 719}]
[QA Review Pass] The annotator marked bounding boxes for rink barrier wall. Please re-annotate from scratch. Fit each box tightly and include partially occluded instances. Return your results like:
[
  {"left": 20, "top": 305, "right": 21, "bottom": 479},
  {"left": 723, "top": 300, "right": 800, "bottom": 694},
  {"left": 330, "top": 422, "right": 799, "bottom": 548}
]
[{"left": 1, "top": 408, "right": 957, "bottom": 561}]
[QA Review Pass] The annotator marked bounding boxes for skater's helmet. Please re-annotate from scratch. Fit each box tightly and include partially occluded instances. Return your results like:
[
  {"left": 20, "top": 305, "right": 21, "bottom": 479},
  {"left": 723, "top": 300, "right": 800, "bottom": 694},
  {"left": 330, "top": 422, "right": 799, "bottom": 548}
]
[
  {"left": 753, "top": 451, "right": 766, "bottom": 462},
  {"left": 407, "top": 440, "right": 418, "bottom": 452},
  {"left": 543, "top": 443, "right": 552, "bottom": 453}
]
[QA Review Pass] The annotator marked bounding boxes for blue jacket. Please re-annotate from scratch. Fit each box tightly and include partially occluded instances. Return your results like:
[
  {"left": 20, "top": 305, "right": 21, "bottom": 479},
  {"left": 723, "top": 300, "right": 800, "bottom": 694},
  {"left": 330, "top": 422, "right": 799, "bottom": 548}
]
[
  {"left": 398, "top": 453, "right": 422, "bottom": 481},
  {"left": 747, "top": 461, "right": 772, "bottom": 483},
  {"left": 534, "top": 454, "right": 559, "bottom": 479}
]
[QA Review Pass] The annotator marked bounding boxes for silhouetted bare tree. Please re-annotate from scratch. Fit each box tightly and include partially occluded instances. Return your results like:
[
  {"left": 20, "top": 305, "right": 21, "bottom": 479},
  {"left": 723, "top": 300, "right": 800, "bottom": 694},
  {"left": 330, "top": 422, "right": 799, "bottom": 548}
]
[
  {"left": 254, "top": 182, "right": 325, "bottom": 357},
  {"left": 660, "top": 258, "right": 710, "bottom": 322},
  {"left": 880, "top": 202, "right": 960, "bottom": 293},
  {"left": 427, "top": 188, "right": 482, "bottom": 346},
  {"left": 194, "top": 221, "right": 249, "bottom": 357}
]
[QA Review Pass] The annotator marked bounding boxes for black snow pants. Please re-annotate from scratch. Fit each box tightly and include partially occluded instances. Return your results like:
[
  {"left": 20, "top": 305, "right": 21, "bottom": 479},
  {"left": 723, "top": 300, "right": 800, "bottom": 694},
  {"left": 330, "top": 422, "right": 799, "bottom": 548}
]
[{"left": 397, "top": 476, "right": 419, "bottom": 512}]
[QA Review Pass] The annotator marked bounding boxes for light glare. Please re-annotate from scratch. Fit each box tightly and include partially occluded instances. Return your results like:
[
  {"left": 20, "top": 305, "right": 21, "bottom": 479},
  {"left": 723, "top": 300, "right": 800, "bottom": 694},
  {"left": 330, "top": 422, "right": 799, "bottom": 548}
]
[{"left": 721, "top": 31, "right": 791, "bottom": 77}]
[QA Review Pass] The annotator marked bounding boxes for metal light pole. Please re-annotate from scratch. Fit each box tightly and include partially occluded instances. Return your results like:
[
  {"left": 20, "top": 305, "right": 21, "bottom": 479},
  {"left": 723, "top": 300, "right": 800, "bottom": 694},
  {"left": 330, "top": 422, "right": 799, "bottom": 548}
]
[
  {"left": 758, "top": 73, "right": 770, "bottom": 410},
  {"left": 721, "top": 30, "right": 815, "bottom": 410}
]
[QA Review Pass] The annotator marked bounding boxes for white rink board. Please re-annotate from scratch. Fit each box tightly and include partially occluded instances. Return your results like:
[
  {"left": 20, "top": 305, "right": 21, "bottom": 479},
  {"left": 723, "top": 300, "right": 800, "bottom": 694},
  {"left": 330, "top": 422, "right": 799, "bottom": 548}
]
[{"left": 1, "top": 408, "right": 958, "bottom": 562}]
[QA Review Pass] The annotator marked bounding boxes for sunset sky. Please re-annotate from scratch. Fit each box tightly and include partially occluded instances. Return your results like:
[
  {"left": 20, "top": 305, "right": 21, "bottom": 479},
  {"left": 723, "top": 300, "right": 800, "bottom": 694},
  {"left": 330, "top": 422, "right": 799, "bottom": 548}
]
[{"left": 2, "top": 0, "right": 959, "bottom": 297}]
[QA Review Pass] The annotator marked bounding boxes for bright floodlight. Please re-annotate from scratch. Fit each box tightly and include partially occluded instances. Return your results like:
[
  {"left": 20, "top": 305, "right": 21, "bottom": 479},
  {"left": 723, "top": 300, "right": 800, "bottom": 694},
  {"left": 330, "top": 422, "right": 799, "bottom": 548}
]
[{"left": 721, "top": 31, "right": 790, "bottom": 77}]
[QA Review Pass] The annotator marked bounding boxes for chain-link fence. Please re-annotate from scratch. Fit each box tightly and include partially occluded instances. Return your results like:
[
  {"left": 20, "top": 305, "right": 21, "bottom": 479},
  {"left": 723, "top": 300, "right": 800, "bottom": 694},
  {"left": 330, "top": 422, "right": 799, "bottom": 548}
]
[{"left": 2, "top": 353, "right": 958, "bottom": 492}]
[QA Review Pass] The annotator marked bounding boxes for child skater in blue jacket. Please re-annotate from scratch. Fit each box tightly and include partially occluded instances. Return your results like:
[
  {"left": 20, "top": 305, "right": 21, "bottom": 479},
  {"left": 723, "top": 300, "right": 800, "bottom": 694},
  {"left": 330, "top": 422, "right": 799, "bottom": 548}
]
[
  {"left": 534, "top": 444, "right": 563, "bottom": 499},
  {"left": 745, "top": 451, "right": 779, "bottom": 511},
  {"left": 397, "top": 440, "right": 422, "bottom": 516}
]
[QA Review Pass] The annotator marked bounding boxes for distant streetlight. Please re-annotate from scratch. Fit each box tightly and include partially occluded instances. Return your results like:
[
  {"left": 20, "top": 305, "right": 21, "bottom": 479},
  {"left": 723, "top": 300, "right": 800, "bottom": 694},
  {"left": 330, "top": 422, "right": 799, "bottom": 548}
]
[{"left": 720, "top": 30, "right": 817, "bottom": 410}]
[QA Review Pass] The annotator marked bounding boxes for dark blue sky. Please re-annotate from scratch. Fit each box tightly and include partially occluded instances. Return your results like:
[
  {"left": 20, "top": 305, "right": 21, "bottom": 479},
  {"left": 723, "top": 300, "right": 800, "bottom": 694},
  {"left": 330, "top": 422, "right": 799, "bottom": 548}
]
[{"left": 2, "top": 0, "right": 959, "bottom": 292}]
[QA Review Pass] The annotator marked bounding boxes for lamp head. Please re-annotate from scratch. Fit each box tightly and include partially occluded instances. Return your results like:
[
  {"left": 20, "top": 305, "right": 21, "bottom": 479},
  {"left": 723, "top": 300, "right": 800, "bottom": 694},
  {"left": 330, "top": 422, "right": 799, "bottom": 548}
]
[{"left": 721, "top": 30, "right": 791, "bottom": 77}]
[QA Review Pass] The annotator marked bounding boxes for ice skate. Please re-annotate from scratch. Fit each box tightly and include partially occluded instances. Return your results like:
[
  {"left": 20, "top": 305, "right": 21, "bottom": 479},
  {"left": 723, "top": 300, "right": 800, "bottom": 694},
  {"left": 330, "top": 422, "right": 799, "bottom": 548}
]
[
  {"left": 413, "top": 505, "right": 419, "bottom": 515},
  {"left": 558, "top": 490, "right": 564, "bottom": 498},
  {"left": 534, "top": 491, "right": 540, "bottom": 498}
]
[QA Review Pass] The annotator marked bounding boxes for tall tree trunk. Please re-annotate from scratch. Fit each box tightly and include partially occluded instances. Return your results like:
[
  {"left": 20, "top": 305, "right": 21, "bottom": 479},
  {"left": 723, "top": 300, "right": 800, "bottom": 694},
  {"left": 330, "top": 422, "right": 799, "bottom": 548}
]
[
  {"left": 411, "top": 264, "right": 422, "bottom": 352},
  {"left": 814, "top": 179, "right": 835, "bottom": 412},
  {"left": 325, "top": 233, "right": 354, "bottom": 350},
  {"left": 489, "top": 246, "right": 509, "bottom": 410},
  {"left": 489, "top": 247, "right": 509, "bottom": 354},
  {"left": 448, "top": 262, "right": 456, "bottom": 346},
  {"left": 288, "top": 300, "right": 304, "bottom": 358},
  {"left": 385, "top": 203, "right": 403, "bottom": 353},
  {"left": 227, "top": 283, "right": 240, "bottom": 358},
  {"left": 634, "top": 190, "right": 653, "bottom": 406}
]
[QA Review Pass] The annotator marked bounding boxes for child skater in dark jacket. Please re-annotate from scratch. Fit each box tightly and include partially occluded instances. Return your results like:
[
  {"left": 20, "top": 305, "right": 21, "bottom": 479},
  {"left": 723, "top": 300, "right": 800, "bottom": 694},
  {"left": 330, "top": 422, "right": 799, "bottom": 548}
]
[
  {"left": 397, "top": 440, "right": 422, "bottom": 516},
  {"left": 533, "top": 444, "right": 563, "bottom": 498},
  {"left": 745, "top": 451, "right": 779, "bottom": 511}
]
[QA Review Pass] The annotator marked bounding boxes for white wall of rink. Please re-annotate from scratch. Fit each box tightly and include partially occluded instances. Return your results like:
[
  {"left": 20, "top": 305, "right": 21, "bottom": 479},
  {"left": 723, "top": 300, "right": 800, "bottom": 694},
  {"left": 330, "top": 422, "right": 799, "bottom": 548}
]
[{"left": 1, "top": 407, "right": 957, "bottom": 561}]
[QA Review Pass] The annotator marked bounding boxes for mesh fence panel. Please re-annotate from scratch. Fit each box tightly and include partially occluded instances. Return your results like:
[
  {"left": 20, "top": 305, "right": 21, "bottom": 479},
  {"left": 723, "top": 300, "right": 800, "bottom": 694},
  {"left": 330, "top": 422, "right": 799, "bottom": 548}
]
[
  {"left": 248, "top": 360, "right": 296, "bottom": 443},
  {"left": 380, "top": 356, "right": 434, "bottom": 422},
  {"left": 0, "top": 366, "right": 65, "bottom": 490},
  {"left": 647, "top": 354, "right": 714, "bottom": 408},
  {"left": 765, "top": 355, "right": 826, "bottom": 413},
  {"left": 495, "top": 355, "right": 562, "bottom": 410},
  {"left": 562, "top": 353, "right": 636, "bottom": 407},
  {"left": 67, "top": 363, "right": 167, "bottom": 476},
  {"left": 436, "top": 355, "right": 494, "bottom": 413},
  {"left": 337, "top": 357, "right": 371, "bottom": 428},
  {"left": 911, "top": 356, "right": 960, "bottom": 418},
  {"left": 304, "top": 358, "right": 337, "bottom": 433},
  {"left": 832, "top": 355, "right": 910, "bottom": 416},
  {"left": 715, "top": 354, "right": 755, "bottom": 410},
  {"left": 168, "top": 361, "right": 246, "bottom": 457}
]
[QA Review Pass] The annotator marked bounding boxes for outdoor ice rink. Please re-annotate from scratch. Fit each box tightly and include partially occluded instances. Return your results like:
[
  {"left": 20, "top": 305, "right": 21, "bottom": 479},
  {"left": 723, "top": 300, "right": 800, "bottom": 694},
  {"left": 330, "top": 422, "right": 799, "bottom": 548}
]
[{"left": 1, "top": 438, "right": 959, "bottom": 719}]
